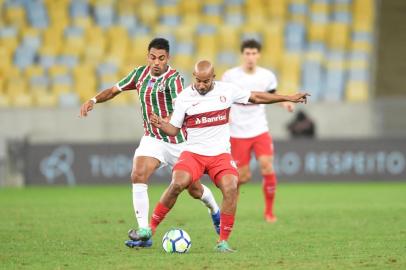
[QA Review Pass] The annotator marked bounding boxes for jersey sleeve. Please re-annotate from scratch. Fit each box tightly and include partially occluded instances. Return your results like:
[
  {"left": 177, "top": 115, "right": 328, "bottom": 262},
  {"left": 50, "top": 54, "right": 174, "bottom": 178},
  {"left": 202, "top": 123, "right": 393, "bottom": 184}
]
[
  {"left": 266, "top": 71, "right": 278, "bottom": 90},
  {"left": 115, "top": 67, "right": 139, "bottom": 91},
  {"left": 169, "top": 95, "right": 187, "bottom": 128},
  {"left": 169, "top": 74, "right": 185, "bottom": 99},
  {"left": 230, "top": 83, "right": 251, "bottom": 104}
]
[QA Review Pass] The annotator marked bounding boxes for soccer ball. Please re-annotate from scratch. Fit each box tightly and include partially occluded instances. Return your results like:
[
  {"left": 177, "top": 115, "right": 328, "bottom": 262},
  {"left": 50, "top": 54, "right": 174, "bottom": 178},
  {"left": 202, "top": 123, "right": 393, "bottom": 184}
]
[{"left": 162, "top": 228, "right": 192, "bottom": 253}]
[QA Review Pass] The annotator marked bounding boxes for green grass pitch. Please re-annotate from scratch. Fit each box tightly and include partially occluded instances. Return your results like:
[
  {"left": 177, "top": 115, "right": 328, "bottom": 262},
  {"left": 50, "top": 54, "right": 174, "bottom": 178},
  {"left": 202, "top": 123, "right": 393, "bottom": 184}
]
[{"left": 0, "top": 182, "right": 405, "bottom": 269}]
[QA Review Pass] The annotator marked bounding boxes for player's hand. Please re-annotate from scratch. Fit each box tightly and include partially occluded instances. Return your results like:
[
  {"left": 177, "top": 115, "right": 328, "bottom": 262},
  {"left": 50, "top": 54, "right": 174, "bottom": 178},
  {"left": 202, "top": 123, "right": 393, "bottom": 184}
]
[
  {"left": 288, "top": 93, "right": 310, "bottom": 104},
  {"left": 282, "top": 102, "right": 295, "bottom": 112},
  {"left": 162, "top": 116, "right": 170, "bottom": 123},
  {"left": 79, "top": 99, "right": 95, "bottom": 117},
  {"left": 150, "top": 113, "right": 163, "bottom": 128}
]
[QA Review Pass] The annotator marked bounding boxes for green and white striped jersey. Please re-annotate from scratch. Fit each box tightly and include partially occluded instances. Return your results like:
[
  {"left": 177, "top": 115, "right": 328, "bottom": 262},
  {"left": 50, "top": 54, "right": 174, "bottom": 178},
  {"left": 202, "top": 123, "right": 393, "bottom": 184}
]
[{"left": 116, "top": 65, "right": 187, "bottom": 144}]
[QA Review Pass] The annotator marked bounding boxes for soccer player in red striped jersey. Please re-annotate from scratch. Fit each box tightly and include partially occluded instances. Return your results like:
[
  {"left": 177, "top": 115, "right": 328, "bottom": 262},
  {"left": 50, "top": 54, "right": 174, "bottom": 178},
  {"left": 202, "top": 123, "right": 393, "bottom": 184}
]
[
  {"left": 223, "top": 39, "right": 294, "bottom": 223},
  {"left": 147, "top": 60, "right": 309, "bottom": 252},
  {"left": 79, "top": 38, "right": 220, "bottom": 247}
]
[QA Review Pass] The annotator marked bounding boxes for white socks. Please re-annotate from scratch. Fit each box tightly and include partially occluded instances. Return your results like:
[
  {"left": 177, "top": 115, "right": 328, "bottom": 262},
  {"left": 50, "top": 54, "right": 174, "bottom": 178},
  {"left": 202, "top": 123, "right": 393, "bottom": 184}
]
[
  {"left": 132, "top": 183, "right": 149, "bottom": 229},
  {"left": 200, "top": 184, "right": 220, "bottom": 214},
  {"left": 132, "top": 183, "right": 218, "bottom": 229}
]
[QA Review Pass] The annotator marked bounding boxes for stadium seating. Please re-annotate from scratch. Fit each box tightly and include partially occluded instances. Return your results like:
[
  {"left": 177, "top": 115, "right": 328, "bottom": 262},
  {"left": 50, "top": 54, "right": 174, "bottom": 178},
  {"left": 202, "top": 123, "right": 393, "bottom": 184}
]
[{"left": 0, "top": 0, "right": 376, "bottom": 107}]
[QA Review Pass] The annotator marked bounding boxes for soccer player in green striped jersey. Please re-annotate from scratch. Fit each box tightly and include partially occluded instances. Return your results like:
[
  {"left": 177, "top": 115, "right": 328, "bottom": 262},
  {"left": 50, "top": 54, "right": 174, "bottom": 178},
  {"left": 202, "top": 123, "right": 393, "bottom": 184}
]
[{"left": 80, "top": 38, "right": 220, "bottom": 247}]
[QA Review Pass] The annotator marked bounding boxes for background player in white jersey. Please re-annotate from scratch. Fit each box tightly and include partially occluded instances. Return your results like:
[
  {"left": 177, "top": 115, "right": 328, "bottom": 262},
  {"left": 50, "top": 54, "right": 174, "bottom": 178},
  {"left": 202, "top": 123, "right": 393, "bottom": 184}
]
[
  {"left": 146, "top": 60, "right": 309, "bottom": 252},
  {"left": 222, "top": 39, "right": 293, "bottom": 223},
  {"left": 79, "top": 38, "right": 220, "bottom": 247}
]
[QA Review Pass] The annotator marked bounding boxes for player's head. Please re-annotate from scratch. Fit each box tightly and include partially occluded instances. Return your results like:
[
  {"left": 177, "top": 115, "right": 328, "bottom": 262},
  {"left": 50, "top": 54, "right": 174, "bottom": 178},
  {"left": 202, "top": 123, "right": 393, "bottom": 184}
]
[
  {"left": 192, "top": 60, "right": 215, "bottom": 96},
  {"left": 240, "top": 39, "right": 261, "bottom": 70},
  {"left": 148, "top": 38, "right": 170, "bottom": 76}
]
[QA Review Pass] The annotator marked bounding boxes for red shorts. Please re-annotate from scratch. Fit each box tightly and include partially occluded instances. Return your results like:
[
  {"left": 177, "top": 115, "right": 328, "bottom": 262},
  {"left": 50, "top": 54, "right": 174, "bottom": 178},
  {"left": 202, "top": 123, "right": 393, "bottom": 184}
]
[
  {"left": 230, "top": 132, "right": 274, "bottom": 167},
  {"left": 173, "top": 151, "right": 239, "bottom": 186}
]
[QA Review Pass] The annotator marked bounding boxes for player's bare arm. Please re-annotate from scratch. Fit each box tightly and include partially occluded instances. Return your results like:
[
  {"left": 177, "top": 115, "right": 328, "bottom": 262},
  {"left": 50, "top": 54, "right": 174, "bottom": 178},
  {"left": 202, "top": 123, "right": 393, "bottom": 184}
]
[
  {"left": 150, "top": 113, "right": 180, "bottom": 136},
  {"left": 249, "top": 91, "right": 310, "bottom": 105},
  {"left": 79, "top": 85, "right": 121, "bottom": 117}
]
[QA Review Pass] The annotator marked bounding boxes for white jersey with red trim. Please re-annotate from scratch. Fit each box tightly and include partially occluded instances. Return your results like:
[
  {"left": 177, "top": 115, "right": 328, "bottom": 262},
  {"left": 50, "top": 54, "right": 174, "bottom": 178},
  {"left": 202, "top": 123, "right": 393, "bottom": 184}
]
[
  {"left": 222, "top": 66, "right": 278, "bottom": 138},
  {"left": 170, "top": 81, "right": 251, "bottom": 156}
]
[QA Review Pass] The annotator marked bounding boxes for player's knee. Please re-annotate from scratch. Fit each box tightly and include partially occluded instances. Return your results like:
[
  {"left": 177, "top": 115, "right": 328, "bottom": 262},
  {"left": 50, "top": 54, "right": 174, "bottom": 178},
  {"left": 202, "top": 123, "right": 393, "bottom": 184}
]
[
  {"left": 222, "top": 177, "right": 238, "bottom": 198},
  {"left": 131, "top": 168, "right": 147, "bottom": 183},
  {"left": 170, "top": 180, "right": 187, "bottom": 196},
  {"left": 260, "top": 161, "right": 274, "bottom": 175},
  {"left": 170, "top": 171, "right": 191, "bottom": 195},
  {"left": 187, "top": 184, "right": 202, "bottom": 199}
]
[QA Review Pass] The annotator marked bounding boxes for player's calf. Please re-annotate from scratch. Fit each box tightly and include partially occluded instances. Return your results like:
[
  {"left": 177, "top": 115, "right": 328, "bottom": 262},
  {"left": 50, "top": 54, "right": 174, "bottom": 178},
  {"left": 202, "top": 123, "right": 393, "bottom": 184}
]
[
  {"left": 218, "top": 175, "right": 238, "bottom": 213},
  {"left": 258, "top": 155, "right": 278, "bottom": 221},
  {"left": 127, "top": 157, "right": 161, "bottom": 247},
  {"left": 217, "top": 174, "right": 238, "bottom": 245}
]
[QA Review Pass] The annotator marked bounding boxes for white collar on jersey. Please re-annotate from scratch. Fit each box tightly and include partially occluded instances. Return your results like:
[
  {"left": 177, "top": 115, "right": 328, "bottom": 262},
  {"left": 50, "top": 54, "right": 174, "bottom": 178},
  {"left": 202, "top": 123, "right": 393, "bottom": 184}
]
[
  {"left": 149, "top": 65, "right": 172, "bottom": 79},
  {"left": 240, "top": 65, "right": 257, "bottom": 75}
]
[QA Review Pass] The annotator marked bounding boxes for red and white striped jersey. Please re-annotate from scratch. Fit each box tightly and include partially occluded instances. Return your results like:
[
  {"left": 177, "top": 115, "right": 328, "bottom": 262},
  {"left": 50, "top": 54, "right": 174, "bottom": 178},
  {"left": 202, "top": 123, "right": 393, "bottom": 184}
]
[
  {"left": 222, "top": 66, "right": 278, "bottom": 138},
  {"left": 170, "top": 81, "right": 251, "bottom": 156}
]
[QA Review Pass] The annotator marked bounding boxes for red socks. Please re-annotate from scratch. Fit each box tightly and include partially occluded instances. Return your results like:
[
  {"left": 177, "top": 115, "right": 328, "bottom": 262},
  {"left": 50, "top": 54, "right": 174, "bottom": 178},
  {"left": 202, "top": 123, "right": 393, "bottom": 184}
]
[
  {"left": 150, "top": 202, "right": 170, "bottom": 233},
  {"left": 219, "top": 213, "right": 235, "bottom": 241},
  {"left": 263, "top": 173, "right": 277, "bottom": 216},
  {"left": 153, "top": 203, "right": 236, "bottom": 242}
]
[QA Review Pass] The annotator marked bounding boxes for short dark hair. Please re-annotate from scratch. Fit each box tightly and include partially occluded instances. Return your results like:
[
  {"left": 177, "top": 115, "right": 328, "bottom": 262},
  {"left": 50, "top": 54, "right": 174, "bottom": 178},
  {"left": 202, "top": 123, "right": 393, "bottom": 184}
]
[
  {"left": 240, "top": 39, "right": 262, "bottom": 53},
  {"left": 148, "top": 38, "right": 170, "bottom": 53}
]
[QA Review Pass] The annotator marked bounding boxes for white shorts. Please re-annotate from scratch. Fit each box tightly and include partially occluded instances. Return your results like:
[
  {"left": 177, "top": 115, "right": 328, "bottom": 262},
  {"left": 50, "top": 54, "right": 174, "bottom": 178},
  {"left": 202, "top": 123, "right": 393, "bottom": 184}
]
[{"left": 134, "top": 136, "right": 185, "bottom": 168}]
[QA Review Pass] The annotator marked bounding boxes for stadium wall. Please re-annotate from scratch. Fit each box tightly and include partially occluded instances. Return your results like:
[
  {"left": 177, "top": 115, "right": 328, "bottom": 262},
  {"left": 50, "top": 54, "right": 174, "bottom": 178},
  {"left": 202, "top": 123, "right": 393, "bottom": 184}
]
[
  {"left": 1, "top": 99, "right": 406, "bottom": 186},
  {"left": 1, "top": 99, "right": 406, "bottom": 143},
  {"left": 17, "top": 138, "right": 406, "bottom": 185}
]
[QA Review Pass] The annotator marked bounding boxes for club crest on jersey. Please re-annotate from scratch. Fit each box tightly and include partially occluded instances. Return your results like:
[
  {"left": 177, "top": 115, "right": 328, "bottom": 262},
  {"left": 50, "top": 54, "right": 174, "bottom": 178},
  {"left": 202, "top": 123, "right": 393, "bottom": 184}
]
[
  {"left": 220, "top": 96, "right": 226, "bottom": 103},
  {"left": 157, "top": 83, "right": 166, "bottom": 92}
]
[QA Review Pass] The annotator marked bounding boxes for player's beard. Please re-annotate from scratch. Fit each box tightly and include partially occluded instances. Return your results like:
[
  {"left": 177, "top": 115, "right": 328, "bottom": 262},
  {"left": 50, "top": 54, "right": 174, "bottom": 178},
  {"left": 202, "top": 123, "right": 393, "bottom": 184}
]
[
  {"left": 196, "top": 88, "right": 207, "bottom": 95},
  {"left": 196, "top": 82, "right": 214, "bottom": 96},
  {"left": 151, "top": 65, "right": 168, "bottom": 77}
]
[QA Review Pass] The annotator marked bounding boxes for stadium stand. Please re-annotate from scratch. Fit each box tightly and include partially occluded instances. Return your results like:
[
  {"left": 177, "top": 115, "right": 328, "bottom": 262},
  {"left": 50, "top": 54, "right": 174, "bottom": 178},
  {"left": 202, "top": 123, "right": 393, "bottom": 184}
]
[{"left": 0, "top": 0, "right": 375, "bottom": 107}]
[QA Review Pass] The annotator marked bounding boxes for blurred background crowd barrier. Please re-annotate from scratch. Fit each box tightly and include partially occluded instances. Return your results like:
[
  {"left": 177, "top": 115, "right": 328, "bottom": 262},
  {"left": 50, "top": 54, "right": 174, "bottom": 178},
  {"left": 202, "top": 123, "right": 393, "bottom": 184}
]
[
  {"left": 0, "top": 0, "right": 405, "bottom": 185},
  {"left": 12, "top": 139, "right": 405, "bottom": 186}
]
